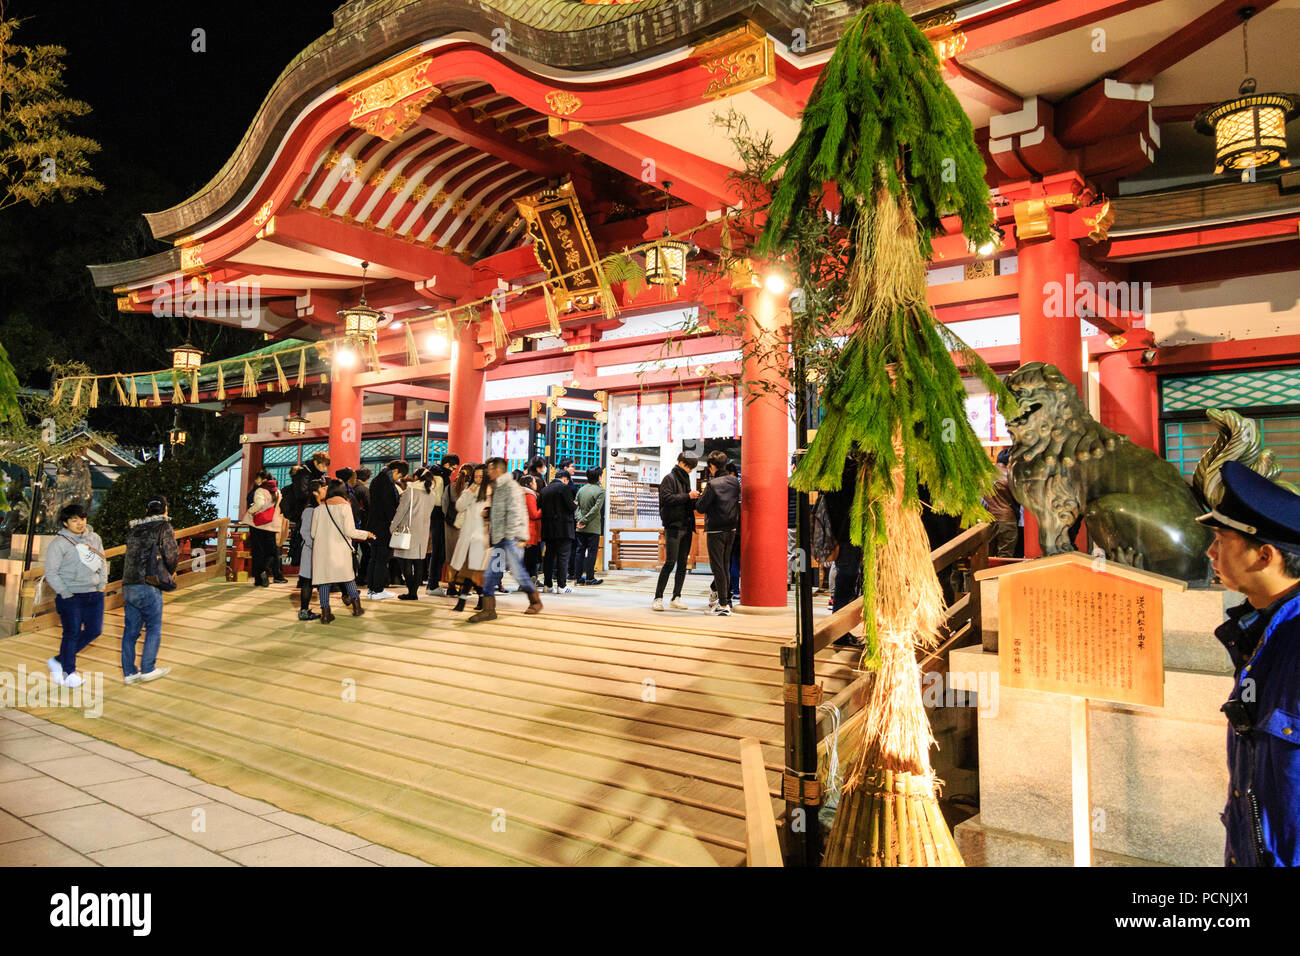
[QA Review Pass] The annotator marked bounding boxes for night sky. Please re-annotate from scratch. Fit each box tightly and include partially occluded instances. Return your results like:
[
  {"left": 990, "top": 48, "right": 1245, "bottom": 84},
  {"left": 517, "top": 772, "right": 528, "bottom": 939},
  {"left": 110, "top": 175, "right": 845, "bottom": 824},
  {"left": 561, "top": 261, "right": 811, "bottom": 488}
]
[
  {"left": 9, "top": 0, "right": 334, "bottom": 213},
  {"left": 1, "top": 1, "right": 342, "bottom": 456}
]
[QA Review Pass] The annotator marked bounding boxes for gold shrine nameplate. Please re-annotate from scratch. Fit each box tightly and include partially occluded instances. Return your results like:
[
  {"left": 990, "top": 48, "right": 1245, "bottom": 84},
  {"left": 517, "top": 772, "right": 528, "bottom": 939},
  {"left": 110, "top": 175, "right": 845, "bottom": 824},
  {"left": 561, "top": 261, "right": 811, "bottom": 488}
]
[
  {"left": 514, "top": 182, "right": 604, "bottom": 313},
  {"left": 977, "top": 553, "right": 1185, "bottom": 708}
]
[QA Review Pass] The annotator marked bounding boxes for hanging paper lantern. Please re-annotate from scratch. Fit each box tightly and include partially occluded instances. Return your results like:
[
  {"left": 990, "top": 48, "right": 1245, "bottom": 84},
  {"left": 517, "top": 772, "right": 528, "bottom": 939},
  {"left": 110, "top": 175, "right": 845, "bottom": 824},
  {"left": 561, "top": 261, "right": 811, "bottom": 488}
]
[
  {"left": 170, "top": 343, "right": 204, "bottom": 372},
  {"left": 286, "top": 414, "right": 309, "bottom": 436}
]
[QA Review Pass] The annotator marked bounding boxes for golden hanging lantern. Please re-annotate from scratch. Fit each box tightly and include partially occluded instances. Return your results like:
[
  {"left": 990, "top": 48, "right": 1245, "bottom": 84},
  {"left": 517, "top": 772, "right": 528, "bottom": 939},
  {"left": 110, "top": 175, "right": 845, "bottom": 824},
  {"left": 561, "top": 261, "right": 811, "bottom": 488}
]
[
  {"left": 170, "top": 342, "right": 204, "bottom": 372},
  {"left": 644, "top": 180, "right": 690, "bottom": 287},
  {"left": 286, "top": 414, "right": 309, "bottom": 436},
  {"left": 1194, "top": 8, "right": 1298, "bottom": 175},
  {"left": 338, "top": 260, "right": 383, "bottom": 344}
]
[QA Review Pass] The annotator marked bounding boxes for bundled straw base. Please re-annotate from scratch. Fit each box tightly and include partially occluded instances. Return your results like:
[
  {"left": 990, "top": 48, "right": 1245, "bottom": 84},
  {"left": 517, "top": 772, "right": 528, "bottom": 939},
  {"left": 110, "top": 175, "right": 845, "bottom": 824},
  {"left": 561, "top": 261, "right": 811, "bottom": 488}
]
[{"left": 822, "top": 769, "right": 963, "bottom": 867}]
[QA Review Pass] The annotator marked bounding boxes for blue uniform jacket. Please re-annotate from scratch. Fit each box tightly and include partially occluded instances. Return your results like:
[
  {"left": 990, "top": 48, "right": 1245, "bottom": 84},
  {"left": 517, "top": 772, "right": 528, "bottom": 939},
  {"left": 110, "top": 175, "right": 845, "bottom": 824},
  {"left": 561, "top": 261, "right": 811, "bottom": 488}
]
[{"left": 1216, "top": 589, "right": 1300, "bottom": 866}]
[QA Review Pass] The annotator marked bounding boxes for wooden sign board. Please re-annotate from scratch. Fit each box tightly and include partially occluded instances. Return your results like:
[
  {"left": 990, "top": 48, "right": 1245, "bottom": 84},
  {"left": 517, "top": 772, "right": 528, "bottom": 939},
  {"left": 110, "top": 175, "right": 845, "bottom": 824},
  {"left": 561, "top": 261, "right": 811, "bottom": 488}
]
[
  {"left": 514, "top": 181, "right": 604, "bottom": 313},
  {"left": 975, "top": 553, "right": 1186, "bottom": 708}
]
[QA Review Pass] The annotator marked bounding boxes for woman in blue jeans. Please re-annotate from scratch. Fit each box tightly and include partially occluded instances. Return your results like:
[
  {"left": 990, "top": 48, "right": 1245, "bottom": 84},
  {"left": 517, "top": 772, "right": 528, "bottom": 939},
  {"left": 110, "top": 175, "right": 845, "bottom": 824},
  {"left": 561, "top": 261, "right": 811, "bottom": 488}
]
[
  {"left": 43, "top": 503, "right": 107, "bottom": 689},
  {"left": 121, "top": 496, "right": 180, "bottom": 684}
]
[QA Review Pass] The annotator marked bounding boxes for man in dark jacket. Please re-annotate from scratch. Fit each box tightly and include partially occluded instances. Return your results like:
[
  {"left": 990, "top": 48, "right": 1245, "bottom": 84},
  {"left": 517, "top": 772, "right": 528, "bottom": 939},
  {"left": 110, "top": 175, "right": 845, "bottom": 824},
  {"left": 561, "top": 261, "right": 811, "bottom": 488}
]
[
  {"left": 823, "top": 456, "right": 864, "bottom": 647},
  {"left": 539, "top": 471, "right": 577, "bottom": 592},
  {"left": 1199, "top": 461, "right": 1300, "bottom": 867},
  {"left": 363, "top": 459, "right": 408, "bottom": 598},
  {"left": 695, "top": 451, "right": 741, "bottom": 615},
  {"left": 121, "top": 496, "right": 180, "bottom": 684},
  {"left": 653, "top": 452, "right": 699, "bottom": 610}
]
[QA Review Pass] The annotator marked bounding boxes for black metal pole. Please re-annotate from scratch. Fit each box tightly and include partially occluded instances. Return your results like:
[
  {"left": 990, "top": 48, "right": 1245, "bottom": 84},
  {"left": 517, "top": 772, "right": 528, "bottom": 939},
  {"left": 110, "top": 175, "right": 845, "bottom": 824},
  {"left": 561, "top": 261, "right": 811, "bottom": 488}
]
[
  {"left": 790, "top": 324, "right": 822, "bottom": 866},
  {"left": 20, "top": 456, "right": 42, "bottom": 574}
]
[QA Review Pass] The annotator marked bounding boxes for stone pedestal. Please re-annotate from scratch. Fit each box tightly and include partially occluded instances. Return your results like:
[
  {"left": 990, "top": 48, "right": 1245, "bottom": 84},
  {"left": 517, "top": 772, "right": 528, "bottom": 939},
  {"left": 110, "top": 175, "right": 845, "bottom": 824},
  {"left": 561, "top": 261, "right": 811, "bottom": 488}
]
[{"left": 953, "top": 582, "right": 1237, "bottom": 867}]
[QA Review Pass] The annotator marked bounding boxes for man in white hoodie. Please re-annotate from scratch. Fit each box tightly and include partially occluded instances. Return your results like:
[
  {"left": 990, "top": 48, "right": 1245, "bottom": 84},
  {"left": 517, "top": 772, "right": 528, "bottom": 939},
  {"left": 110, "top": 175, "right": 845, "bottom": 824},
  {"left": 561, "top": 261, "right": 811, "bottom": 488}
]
[{"left": 42, "top": 503, "right": 107, "bottom": 688}]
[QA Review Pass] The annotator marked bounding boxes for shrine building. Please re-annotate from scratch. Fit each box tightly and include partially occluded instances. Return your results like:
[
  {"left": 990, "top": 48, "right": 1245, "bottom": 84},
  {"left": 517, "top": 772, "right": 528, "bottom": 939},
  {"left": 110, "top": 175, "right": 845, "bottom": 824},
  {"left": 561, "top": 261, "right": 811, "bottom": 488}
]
[{"left": 89, "top": 0, "right": 1300, "bottom": 605}]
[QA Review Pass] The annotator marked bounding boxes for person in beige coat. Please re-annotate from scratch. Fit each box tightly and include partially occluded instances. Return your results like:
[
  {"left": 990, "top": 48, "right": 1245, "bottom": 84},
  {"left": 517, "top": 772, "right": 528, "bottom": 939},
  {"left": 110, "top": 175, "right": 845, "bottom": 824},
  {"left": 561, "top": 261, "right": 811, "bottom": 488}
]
[
  {"left": 391, "top": 467, "right": 440, "bottom": 600},
  {"left": 244, "top": 470, "right": 286, "bottom": 587},
  {"left": 310, "top": 480, "right": 374, "bottom": 623},
  {"left": 448, "top": 464, "right": 491, "bottom": 612}
]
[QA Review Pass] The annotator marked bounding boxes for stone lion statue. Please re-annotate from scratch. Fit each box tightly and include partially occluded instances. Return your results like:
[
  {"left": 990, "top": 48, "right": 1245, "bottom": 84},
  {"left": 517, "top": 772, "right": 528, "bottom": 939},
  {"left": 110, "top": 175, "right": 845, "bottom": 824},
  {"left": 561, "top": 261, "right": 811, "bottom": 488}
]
[{"left": 1004, "top": 362, "right": 1213, "bottom": 584}]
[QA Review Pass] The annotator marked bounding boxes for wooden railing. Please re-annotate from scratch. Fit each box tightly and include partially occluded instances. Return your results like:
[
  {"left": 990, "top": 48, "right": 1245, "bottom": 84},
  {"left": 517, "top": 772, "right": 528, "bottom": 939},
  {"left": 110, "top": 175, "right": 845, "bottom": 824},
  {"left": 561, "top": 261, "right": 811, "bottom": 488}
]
[
  {"left": 739, "top": 737, "right": 784, "bottom": 867},
  {"left": 783, "top": 522, "right": 993, "bottom": 742},
  {"left": 2, "top": 518, "right": 231, "bottom": 634}
]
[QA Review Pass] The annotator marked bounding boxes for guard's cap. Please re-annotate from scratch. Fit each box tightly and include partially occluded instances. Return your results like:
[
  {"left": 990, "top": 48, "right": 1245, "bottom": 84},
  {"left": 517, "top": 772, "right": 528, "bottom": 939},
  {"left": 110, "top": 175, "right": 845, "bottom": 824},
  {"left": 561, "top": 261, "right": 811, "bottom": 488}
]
[{"left": 1197, "top": 460, "right": 1300, "bottom": 552}]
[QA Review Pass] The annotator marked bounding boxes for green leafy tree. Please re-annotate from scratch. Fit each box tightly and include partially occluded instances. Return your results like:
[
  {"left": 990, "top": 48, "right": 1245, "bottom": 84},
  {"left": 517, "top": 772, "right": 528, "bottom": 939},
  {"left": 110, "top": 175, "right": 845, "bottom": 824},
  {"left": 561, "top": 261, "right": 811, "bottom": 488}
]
[
  {"left": 0, "top": 339, "right": 20, "bottom": 425},
  {"left": 92, "top": 456, "right": 218, "bottom": 550},
  {"left": 0, "top": 4, "right": 103, "bottom": 213}
]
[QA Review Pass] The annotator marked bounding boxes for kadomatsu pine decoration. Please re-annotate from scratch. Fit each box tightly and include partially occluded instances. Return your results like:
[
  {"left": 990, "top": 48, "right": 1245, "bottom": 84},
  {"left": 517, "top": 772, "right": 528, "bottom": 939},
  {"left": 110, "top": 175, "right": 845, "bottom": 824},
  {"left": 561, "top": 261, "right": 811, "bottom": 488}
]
[{"left": 758, "top": 2, "right": 1014, "bottom": 866}]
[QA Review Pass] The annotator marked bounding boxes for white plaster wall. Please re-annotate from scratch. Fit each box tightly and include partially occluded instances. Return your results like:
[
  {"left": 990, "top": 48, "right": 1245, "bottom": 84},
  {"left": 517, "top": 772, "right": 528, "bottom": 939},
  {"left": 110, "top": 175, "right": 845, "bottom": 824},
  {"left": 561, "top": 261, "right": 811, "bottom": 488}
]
[{"left": 1148, "top": 270, "right": 1300, "bottom": 346}]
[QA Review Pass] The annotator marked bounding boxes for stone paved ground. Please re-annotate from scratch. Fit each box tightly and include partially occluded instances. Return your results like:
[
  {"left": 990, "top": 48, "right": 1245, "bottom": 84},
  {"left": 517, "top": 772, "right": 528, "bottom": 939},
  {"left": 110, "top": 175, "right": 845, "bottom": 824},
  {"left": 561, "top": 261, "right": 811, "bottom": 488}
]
[{"left": 0, "top": 707, "right": 430, "bottom": 867}]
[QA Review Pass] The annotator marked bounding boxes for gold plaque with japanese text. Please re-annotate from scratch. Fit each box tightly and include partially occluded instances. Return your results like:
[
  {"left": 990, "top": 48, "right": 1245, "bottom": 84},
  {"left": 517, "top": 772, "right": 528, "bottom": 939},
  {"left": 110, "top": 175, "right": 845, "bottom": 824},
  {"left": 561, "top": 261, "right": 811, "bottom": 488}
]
[{"left": 977, "top": 553, "right": 1184, "bottom": 707}]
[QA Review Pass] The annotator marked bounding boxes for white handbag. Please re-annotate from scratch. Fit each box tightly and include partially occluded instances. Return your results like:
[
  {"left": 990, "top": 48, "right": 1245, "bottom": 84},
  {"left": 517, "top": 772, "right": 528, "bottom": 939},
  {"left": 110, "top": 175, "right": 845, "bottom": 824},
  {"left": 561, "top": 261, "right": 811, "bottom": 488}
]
[{"left": 390, "top": 494, "right": 414, "bottom": 551}]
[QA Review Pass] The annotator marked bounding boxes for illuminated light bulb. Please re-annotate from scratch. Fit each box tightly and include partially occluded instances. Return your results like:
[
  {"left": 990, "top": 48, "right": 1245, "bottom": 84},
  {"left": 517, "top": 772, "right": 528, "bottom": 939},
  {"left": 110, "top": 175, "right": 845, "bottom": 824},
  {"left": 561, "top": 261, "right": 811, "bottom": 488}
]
[
  {"left": 425, "top": 333, "right": 448, "bottom": 355},
  {"left": 335, "top": 346, "right": 358, "bottom": 368},
  {"left": 764, "top": 273, "right": 788, "bottom": 295}
]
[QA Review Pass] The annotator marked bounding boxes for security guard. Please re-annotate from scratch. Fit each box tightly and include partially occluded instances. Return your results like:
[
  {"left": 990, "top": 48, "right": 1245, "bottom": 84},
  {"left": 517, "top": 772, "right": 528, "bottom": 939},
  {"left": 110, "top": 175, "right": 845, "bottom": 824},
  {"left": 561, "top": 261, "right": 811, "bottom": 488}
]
[{"left": 1199, "top": 461, "right": 1300, "bottom": 866}]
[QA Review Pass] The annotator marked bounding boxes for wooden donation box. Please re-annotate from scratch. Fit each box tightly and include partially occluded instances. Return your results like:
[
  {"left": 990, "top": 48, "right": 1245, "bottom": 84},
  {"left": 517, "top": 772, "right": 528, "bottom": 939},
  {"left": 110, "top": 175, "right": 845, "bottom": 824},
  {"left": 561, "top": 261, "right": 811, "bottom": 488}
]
[{"left": 974, "top": 552, "right": 1186, "bottom": 865}]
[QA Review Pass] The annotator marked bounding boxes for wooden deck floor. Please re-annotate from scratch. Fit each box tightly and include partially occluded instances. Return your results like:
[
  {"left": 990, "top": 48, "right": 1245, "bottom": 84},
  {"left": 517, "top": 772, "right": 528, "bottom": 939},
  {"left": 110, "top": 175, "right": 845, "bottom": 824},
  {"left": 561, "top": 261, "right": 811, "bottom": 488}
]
[{"left": 0, "top": 580, "right": 858, "bottom": 866}]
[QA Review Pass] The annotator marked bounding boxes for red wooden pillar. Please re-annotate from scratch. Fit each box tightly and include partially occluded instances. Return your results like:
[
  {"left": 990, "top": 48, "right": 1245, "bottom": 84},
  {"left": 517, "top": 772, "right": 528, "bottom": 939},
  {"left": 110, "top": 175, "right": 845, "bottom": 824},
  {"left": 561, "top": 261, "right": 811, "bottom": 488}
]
[
  {"left": 1098, "top": 347, "right": 1159, "bottom": 453},
  {"left": 1016, "top": 210, "right": 1085, "bottom": 557},
  {"left": 328, "top": 361, "right": 364, "bottom": 473},
  {"left": 239, "top": 411, "right": 261, "bottom": 510},
  {"left": 1017, "top": 217, "right": 1085, "bottom": 396},
  {"left": 449, "top": 317, "right": 485, "bottom": 463},
  {"left": 739, "top": 285, "right": 790, "bottom": 610}
]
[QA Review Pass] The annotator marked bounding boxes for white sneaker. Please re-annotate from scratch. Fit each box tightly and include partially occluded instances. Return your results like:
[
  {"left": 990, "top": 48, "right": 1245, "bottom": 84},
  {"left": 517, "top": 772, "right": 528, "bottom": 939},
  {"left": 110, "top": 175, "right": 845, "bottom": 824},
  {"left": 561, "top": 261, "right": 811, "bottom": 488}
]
[
  {"left": 713, "top": 605, "right": 732, "bottom": 616},
  {"left": 652, "top": 598, "right": 664, "bottom": 611},
  {"left": 139, "top": 667, "right": 170, "bottom": 683},
  {"left": 368, "top": 590, "right": 397, "bottom": 600},
  {"left": 46, "top": 657, "right": 64, "bottom": 682},
  {"left": 549, "top": 585, "right": 558, "bottom": 594},
  {"left": 124, "top": 672, "right": 143, "bottom": 685},
  {"left": 708, "top": 591, "right": 719, "bottom": 609},
  {"left": 561, "top": 586, "right": 574, "bottom": 594},
  {"left": 670, "top": 598, "right": 689, "bottom": 611},
  {"left": 63, "top": 672, "right": 84, "bottom": 688}
]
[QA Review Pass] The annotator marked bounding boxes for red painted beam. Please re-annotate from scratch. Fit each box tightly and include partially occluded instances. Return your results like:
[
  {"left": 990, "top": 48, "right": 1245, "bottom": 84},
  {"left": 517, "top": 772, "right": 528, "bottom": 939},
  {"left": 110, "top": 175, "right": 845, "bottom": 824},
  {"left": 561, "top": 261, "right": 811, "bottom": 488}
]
[
  {"left": 1114, "top": 0, "right": 1282, "bottom": 84},
  {"left": 942, "top": 59, "right": 1023, "bottom": 113},
  {"left": 960, "top": 0, "right": 1166, "bottom": 59},
  {"left": 1152, "top": 103, "right": 1214, "bottom": 123},
  {"left": 1132, "top": 239, "right": 1300, "bottom": 287},
  {"left": 415, "top": 97, "right": 572, "bottom": 180},
  {"left": 926, "top": 272, "right": 1020, "bottom": 309},
  {"left": 555, "top": 123, "right": 741, "bottom": 211},
  {"left": 264, "top": 208, "right": 473, "bottom": 291},
  {"left": 1102, "top": 215, "right": 1300, "bottom": 260}
]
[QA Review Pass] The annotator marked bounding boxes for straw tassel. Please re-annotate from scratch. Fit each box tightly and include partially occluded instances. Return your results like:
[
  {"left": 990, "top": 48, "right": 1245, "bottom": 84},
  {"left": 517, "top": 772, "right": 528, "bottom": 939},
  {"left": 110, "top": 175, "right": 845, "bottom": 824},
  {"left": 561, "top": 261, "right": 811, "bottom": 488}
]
[
  {"left": 88, "top": 378, "right": 99, "bottom": 408},
  {"left": 216, "top": 364, "right": 225, "bottom": 400},
  {"left": 490, "top": 298, "right": 507, "bottom": 351},
  {"left": 171, "top": 371, "right": 183, "bottom": 404},
  {"left": 273, "top": 354, "right": 289, "bottom": 392},
  {"left": 151, "top": 375, "right": 161, "bottom": 406},
  {"left": 296, "top": 348, "right": 307, "bottom": 388},
  {"left": 129, "top": 377, "right": 138, "bottom": 407},
  {"left": 113, "top": 375, "right": 127, "bottom": 406},
  {"left": 242, "top": 361, "right": 256, "bottom": 398},
  {"left": 52, "top": 379, "right": 65, "bottom": 404},
  {"left": 543, "top": 284, "right": 561, "bottom": 337},
  {"left": 72, "top": 378, "right": 83, "bottom": 406},
  {"left": 405, "top": 323, "right": 419, "bottom": 365},
  {"left": 191, "top": 368, "right": 200, "bottom": 403},
  {"left": 368, "top": 339, "right": 382, "bottom": 371}
]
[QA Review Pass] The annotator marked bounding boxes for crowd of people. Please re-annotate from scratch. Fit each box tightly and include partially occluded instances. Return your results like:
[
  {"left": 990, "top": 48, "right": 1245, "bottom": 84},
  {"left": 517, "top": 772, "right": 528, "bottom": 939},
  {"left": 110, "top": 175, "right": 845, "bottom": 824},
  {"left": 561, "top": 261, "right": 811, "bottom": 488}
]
[{"left": 258, "top": 452, "right": 615, "bottom": 625}]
